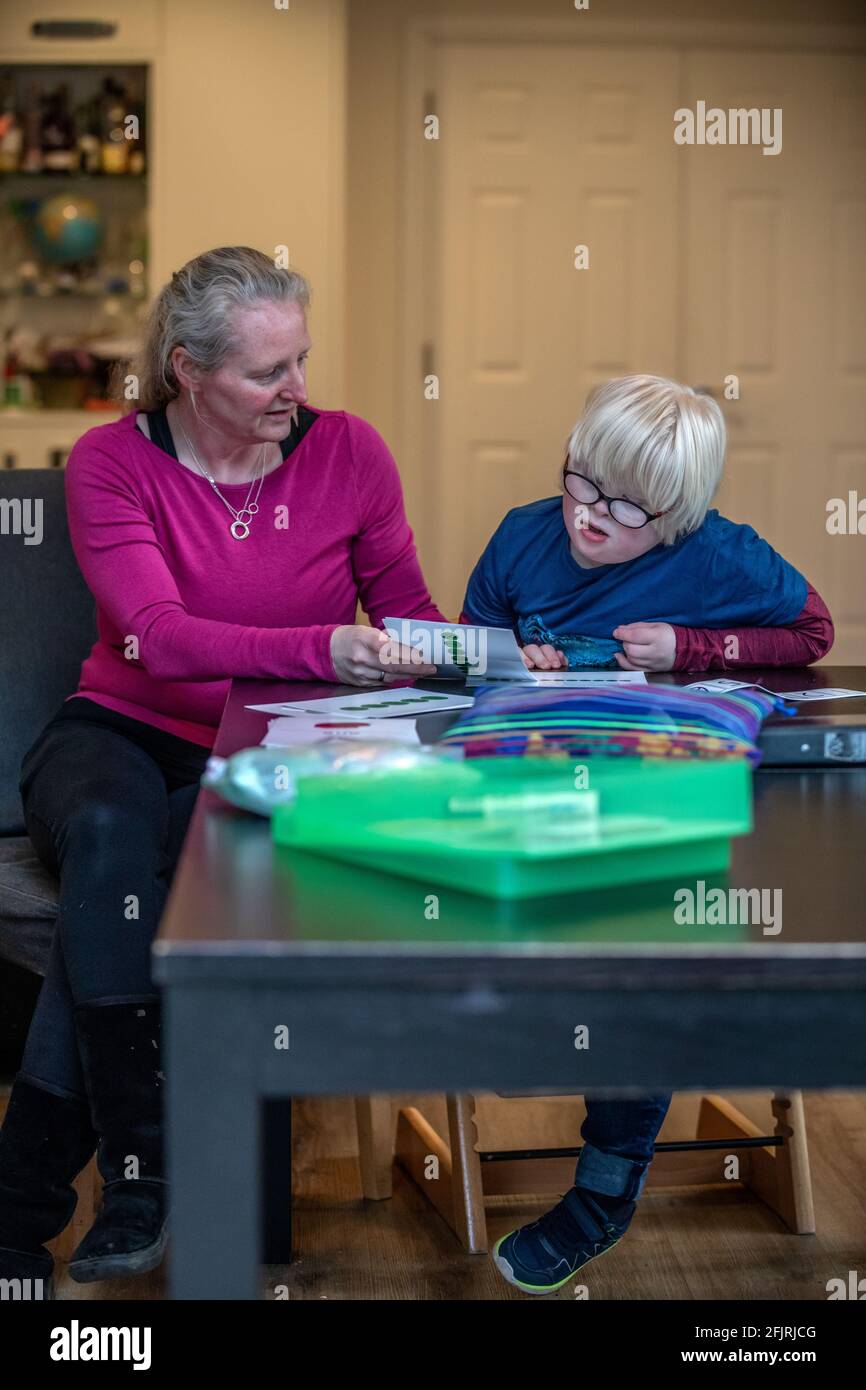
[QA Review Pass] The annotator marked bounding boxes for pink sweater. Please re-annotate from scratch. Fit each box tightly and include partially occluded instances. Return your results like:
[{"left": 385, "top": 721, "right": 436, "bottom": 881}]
[{"left": 64, "top": 407, "right": 446, "bottom": 747}]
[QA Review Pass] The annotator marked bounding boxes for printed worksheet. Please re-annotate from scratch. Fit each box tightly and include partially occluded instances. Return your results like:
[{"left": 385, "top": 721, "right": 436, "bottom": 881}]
[
  {"left": 246, "top": 689, "right": 475, "bottom": 719},
  {"left": 383, "top": 618, "right": 650, "bottom": 685},
  {"left": 259, "top": 714, "right": 421, "bottom": 747},
  {"left": 383, "top": 617, "right": 530, "bottom": 680}
]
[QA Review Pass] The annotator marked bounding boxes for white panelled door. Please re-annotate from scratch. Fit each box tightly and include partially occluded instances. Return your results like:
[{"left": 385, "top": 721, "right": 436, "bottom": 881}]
[{"left": 430, "top": 40, "right": 866, "bottom": 659}]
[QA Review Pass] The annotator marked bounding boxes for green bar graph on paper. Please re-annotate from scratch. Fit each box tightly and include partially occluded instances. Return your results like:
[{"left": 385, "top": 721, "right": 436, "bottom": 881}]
[
  {"left": 340, "top": 694, "right": 450, "bottom": 713},
  {"left": 442, "top": 629, "right": 470, "bottom": 674}
]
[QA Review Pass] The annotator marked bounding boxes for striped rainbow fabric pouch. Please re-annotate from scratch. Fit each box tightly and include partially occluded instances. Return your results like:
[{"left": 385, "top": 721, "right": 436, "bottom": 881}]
[{"left": 438, "top": 684, "right": 796, "bottom": 767}]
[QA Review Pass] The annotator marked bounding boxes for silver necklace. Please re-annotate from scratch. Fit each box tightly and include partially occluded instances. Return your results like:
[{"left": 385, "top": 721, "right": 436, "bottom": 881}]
[{"left": 173, "top": 412, "right": 268, "bottom": 541}]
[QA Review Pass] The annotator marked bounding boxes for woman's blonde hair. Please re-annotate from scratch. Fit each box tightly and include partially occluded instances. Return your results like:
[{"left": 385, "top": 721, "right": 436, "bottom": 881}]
[
  {"left": 564, "top": 375, "right": 726, "bottom": 545},
  {"left": 113, "top": 246, "right": 311, "bottom": 412}
]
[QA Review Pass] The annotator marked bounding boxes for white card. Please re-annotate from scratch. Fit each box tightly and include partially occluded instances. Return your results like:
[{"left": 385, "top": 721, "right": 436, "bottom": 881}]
[
  {"left": 684, "top": 679, "right": 866, "bottom": 702},
  {"left": 246, "top": 688, "right": 475, "bottom": 720},
  {"left": 777, "top": 687, "right": 866, "bottom": 702},
  {"left": 684, "top": 678, "right": 767, "bottom": 694},
  {"left": 259, "top": 714, "right": 421, "bottom": 748}
]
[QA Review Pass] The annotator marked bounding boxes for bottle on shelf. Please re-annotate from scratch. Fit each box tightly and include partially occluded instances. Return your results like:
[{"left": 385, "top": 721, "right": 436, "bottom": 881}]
[
  {"left": 125, "top": 86, "right": 146, "bottom": 175},
  {"left": 127, "top": 111, "right": 146, "bottom": 176},
  {"left": 41, "top": 85, "right": 79, "bottom": 174},
  {"left": 0, "top": 83, "right": 23, "bottom": 173},
  {"left": 125, "top": 209, "right": 148, "bottom": 297},
  {"left": 76, "top": 93, "right": 102, "bottom": 176},
  {"left": 100, "top": 78, "right": 130, "bottom": 175},
  {"left": 21, "top": 83, "right": 43, "bottom": 174},
  {"left": 2, "top": 346, "right": 34, "bottom": 408}
]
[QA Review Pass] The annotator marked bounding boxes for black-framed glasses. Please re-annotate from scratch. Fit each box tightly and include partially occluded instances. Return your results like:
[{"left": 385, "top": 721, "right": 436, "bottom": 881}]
[{"left": 563, "top": 464, "right": 667, "bottom": 530}]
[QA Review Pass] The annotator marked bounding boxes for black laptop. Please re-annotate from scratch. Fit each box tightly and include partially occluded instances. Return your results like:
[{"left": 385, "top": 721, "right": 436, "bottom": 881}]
[{"left": 758, "top": 711, "right": 866, "bottom": 766}]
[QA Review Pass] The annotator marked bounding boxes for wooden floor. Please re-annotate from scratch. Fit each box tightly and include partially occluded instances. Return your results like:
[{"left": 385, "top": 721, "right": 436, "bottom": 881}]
[{"left": 55, "top": 1090, "right": 866, "bottom": 1301}]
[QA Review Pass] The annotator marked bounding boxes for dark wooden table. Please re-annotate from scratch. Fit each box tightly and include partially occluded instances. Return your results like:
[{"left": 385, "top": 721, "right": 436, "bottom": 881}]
[{"left": 154, "top": 665, "right": 866, "bottom": 1299}]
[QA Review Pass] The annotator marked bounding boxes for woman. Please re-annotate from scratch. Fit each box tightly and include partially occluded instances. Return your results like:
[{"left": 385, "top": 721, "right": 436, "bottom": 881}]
[{"left": 0, "top": 246, "right": 444, "bottom": 1294}]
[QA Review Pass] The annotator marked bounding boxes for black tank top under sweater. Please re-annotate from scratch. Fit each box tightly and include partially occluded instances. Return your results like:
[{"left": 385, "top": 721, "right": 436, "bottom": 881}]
[{"left": 144, "top": 403, "right": 318, "bottom": 462}]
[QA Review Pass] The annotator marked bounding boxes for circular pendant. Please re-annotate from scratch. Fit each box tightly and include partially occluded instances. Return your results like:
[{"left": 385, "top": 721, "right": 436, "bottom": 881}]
[
  {"left": 231, "top": 519, "right": 250, "bottom": 540},
  {"left": 247, "top": 503, "right": 259, "bottom": 515}
]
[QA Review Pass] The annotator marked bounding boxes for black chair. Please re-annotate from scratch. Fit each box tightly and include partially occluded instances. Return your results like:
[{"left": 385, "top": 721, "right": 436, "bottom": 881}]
[
  {"left": 0, "top": 468, "right": 295, "bottom": 1265},
  {"left": 0, "top": 467, "right": 104, "bottom": 1260},
  {"left": 0, "top": 469, "right": 98, "bottom": 1070}
]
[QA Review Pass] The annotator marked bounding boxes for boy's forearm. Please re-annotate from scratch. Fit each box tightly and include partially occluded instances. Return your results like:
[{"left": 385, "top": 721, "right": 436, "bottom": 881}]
[{"left": 671, "top": 584, "right": 834, "bottom": 671}]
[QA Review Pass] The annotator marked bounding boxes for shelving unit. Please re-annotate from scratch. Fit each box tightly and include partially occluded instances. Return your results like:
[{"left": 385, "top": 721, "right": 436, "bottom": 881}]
[
  {"left": 0, "top": 0, "right": 345, "bottom": 464},
  {"left": 0, "top": 59, "right": 147, "bottom": 455}
]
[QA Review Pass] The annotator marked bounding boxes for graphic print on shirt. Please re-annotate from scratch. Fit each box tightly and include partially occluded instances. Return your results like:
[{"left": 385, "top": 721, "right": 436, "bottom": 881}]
[{"left": 518, "top": 614, "right": 624, "bottom": 669}]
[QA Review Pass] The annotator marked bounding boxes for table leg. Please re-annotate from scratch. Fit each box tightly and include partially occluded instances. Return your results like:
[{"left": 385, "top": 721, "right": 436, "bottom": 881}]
[{"left": 165, "top": 987, "right": 262, "bottom": 1299}]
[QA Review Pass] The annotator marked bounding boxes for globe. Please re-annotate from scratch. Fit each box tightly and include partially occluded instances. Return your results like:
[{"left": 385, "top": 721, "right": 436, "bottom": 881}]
[{"left": 31, "top": 194, "right": 105, "bottom": 265}]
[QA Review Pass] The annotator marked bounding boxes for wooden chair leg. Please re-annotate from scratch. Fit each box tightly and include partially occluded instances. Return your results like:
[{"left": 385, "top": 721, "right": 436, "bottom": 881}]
[
  {"left": 696, "top": 1091, "right": 816, "bottom": 1234},
  {"left": 355, "top": 1096, "right": 394, "bottom": 1200},
  {"left": 770, "top": 1091, "right": 815, "bottom": 1235},
  {"left": 393, "top": 1095, "right": 488, "bottom": 1253},
  {"left": 446, "top": 1094, "right": 488, "bottom": 1254},
  {"left": 395, "top": 1103, "right": 458, "bottom": 1234}
]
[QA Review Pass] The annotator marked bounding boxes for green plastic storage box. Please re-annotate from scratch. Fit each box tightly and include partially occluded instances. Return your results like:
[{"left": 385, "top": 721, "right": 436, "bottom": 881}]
[{"left": 271, "top": 755, "right": 753, "bottom": 900}]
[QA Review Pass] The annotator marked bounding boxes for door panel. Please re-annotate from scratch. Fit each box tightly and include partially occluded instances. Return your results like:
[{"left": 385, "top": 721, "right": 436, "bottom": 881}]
[
  {"left": 434, "top": 43, "right": 680, "bottom": 616},
  {"left": 683, "top": 51, "right": 866, "bottom": 660}
]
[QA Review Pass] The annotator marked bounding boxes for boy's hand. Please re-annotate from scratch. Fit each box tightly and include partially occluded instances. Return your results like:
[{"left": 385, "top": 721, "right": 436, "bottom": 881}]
[
  {"left": 521, "top": 643, "right": 568, "bottom": 670},
  {"left": 612, "top": 622, "right": 676, "bottom": 671}
]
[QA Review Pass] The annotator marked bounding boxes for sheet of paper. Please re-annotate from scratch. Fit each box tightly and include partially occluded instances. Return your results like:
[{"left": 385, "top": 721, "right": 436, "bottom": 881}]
[
  {"left": 260, "top": 714, "right": 420, "bottom": 747},
  {"left": 684, "top": 679, "right": 866, "bottom": 702},
  {"left": 246, "top": 688, "right": 475, "bottom": 719},
  {"left": 467, "top": 668, "right": 647, "bottom": 687},
  {"left": 776, "top": 687, "right": 866, "bottom": 702},
  {"left": 383, "top": 616, "right": 531, "bottom": 681},
  {"left": 684, "top": 678, "right": 768, "bottom": 694}
]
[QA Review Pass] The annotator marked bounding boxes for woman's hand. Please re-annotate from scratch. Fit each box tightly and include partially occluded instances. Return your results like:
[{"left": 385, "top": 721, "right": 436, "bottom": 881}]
[
  {"left": 330, "top": 625, "right": 437, "bottom": 686},
  {"left": 612, "top": 622, "right": 676, "bottom": 671},
  {"left": 521, "top": 642, "right": 568, "bottom": 670}
]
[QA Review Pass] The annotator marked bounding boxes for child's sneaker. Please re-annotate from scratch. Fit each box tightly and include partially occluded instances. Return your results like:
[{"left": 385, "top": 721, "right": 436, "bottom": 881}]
[{"left": 492, "top": 1186, "right": 635, "bottom": 1295}]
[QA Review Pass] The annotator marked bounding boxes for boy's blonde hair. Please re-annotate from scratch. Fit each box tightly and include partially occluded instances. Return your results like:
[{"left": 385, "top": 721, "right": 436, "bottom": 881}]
[{"left": 564, "top": 375, "right": 726, "bottom": 545}]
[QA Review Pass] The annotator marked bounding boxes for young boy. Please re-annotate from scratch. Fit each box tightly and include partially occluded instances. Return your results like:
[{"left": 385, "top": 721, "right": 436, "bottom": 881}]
[
  {"left": 463, "top": 374, "right": 833, "bottom": 676},
  {"left": 461, "top": 375, "right": 833, "bottom": 1295}
]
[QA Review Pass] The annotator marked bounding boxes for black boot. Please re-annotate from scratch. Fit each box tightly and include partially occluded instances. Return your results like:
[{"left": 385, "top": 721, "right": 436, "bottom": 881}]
[
  {"left": 0, "top": 1074, "right": 97, "bottom": 1300},
  {"left": 68, "top": 999, "right": 168, "bottom": 1284}
]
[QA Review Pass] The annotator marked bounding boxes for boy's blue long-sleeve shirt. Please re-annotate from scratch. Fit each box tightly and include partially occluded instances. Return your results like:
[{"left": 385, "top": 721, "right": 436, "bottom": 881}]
[{"left": 462, "top": 497, "right": 808, "bottom": 650}]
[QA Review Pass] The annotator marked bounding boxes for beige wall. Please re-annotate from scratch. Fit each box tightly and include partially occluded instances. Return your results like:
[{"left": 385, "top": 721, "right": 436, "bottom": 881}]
[{"left": 154, "top": 0, "right": 347, "bottom": 405}]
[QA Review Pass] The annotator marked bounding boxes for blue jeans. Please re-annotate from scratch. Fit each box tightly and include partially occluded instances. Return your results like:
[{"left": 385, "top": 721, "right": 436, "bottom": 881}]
[
  {"left": 575, "top": 1093, "right": 672, "bottom": 1200},
  {"left": 16, "top": 697, "right": 208, "bottom": 1099}
]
